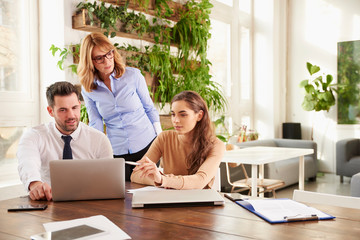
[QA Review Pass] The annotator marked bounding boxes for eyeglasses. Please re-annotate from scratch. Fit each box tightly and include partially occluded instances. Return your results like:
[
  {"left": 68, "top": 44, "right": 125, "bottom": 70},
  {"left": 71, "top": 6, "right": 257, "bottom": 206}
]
[{"left": 92, "top": 49, "right": 115, "bottom": 64}]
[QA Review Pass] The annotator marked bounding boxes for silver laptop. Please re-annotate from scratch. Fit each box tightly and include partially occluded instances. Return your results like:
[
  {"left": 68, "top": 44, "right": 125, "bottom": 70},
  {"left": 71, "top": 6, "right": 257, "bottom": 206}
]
[
  {"left": 132, "top": 189, "right": 225, "bottom": 208},
  {"left": 50, "top": 158, "right": 125, "bottom": 201}
]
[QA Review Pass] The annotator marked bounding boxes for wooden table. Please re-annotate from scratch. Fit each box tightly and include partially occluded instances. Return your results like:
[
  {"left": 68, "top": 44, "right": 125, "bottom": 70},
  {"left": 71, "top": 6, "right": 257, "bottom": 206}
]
[
  {"left": 223, "top": 146, "right": 314, "bottom": 197},
  {"left": 1, "top": 182, "right": 359, "bottom": 240}
]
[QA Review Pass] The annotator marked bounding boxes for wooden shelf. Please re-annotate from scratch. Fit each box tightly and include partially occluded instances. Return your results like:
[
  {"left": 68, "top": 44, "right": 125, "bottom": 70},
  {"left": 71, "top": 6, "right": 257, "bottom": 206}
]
[
  {"left": 72, "top": 9, "right": 176, "bottom": 46},
  {"left": 103, "top": 0, "right": 185, "bottom": 22},
  {"left": 73, "top": 9, "right": 155, "bottom": 43}
]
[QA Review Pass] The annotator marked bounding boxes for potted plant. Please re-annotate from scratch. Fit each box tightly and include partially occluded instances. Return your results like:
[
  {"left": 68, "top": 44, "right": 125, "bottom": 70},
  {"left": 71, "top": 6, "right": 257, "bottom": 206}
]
[
  {"left": 299, "top": 62, "right": 343, "bottom": 140},
  {"left": 299, "top": 62, "right": 338, "bottom": 112}
]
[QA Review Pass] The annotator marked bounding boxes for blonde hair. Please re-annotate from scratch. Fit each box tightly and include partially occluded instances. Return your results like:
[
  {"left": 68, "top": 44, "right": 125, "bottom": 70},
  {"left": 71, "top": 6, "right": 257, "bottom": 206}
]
[{"left": 77, "top": 32, "right": 125, "bottom": 92}]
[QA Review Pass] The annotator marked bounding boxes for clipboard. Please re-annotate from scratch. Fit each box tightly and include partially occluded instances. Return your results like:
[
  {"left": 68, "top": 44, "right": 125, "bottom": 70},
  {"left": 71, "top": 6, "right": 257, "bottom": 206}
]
[{"left": 236, "top": 198, "right": 335, "bottom": 223}]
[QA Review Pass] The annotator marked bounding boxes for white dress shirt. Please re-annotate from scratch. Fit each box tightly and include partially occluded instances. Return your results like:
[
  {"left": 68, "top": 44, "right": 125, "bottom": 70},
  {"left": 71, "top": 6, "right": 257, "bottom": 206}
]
[{"left": 17, "top": 122, "right": 113, "bottom": 190}]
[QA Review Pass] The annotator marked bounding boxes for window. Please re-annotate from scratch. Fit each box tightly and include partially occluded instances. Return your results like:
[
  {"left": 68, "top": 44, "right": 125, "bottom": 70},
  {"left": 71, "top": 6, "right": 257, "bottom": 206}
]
[
  {"left": 209, "top": 0, "right": 253, "bottom": 135},
  {"left": 0, "top": 0, "right": 38, "bottom": 188},
  {"left": 208, "top": 19, "right": 231, "bottom": 98}
]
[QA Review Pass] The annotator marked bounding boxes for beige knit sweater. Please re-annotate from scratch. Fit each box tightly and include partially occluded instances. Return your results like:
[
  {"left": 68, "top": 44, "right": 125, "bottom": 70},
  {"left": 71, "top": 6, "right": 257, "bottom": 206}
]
[{"left": 130, "top": 130, "right": 225, "bottom": 189}]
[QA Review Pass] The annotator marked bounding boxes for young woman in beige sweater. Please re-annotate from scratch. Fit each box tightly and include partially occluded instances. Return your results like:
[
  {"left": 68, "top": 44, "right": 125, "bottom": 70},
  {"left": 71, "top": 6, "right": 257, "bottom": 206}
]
[{"left": 131, "top": 91, "right": 225, "bottom": 189}]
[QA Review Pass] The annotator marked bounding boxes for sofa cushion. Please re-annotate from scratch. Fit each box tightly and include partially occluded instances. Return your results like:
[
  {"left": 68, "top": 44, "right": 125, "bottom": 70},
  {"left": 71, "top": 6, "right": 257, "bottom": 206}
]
[
  {"left": 235, "top": 139, "right": 277, "bottom": 148},
  {"left": 345, "top": 156, "right": 360, "bottom": 177},
  {"left": 351, "top": 172, "right": 360, "bottom": 197},
  {"left": 265, "top": 156, "right": 316, "bottom": 186}
]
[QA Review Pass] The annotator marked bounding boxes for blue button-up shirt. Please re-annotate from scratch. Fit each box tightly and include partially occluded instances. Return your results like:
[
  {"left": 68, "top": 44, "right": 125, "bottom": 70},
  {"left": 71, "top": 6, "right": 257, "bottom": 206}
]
[{"left": 81, "top": 67, "right": 160, "bottom": 155}]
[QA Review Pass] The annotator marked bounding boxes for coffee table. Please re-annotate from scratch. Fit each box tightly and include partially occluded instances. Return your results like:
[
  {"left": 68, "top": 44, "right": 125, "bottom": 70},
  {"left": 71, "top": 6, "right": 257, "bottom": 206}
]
[{"left": 222, "top": 146, "right": 314, "bottom": 197}]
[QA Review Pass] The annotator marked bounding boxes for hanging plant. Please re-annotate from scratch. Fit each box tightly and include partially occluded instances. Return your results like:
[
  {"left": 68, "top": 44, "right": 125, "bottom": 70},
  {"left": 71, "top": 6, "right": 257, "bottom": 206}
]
[
  {"left": 49, "top": 44, "right": 79, "bottom": 74},
  {"left": 154, "top": 0, "right": 174, "bottom": 18},
  {"left": 115, "top": 43, "right": 151, "bottom": 74},
  {"left": 76, "top": 1, "right": 128, "bottom": 37},
  {"left": 172, "top": 0, "right": 212, "bottom": 62}
]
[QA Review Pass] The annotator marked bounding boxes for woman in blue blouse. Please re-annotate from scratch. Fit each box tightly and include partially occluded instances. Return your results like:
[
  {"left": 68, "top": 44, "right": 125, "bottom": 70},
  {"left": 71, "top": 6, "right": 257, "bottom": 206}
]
[{"left": 77, "top": 32, "right": 162, "bottom": 180}]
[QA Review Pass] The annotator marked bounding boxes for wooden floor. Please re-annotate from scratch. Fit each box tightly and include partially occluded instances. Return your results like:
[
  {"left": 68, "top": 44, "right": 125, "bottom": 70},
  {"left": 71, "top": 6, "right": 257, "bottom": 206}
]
[{"left": 0, "top": 172, "right": 352, "bottom": 201}]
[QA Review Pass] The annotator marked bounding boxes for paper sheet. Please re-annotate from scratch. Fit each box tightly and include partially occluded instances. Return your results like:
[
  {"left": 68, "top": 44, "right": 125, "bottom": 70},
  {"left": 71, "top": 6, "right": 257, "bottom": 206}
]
[
  {"left": 127, "top": 186, "right": 169, "bottom": 193},
  {"left": 246, "top": 199, "right": 331, "bottom": 222},
  {"left": 43, "top": 215, "right": 131, "bottom": 239}
]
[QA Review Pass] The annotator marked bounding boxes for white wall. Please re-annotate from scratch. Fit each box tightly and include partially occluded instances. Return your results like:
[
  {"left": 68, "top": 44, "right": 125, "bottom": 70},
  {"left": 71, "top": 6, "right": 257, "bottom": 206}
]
[
  {"left": 253, "top": 0, "right": 287, "bottom": 139},
  {"left": 287, "top": 0, "right": 360, "bottom": 172},
  {"left": 39, "top": 0, "right": 66, "bottom": 123}
]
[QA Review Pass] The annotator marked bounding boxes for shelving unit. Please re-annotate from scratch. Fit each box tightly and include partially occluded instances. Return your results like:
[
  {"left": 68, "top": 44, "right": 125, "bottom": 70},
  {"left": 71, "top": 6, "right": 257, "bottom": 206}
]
[
  {"left": 67, "top": 0, "right": 226, "bottom": 114},
  {"left": 72, "top": 9, "right": 156, "bottom": 44},
  {"left": 103, "top": 0, "right": 185, "bottom": 22}
]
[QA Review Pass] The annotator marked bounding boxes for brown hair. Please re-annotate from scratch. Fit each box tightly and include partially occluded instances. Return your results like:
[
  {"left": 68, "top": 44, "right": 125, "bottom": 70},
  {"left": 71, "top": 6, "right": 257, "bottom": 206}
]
[
  {"left": 77, "top": 32, "right": 125, "bottom": 92},
  {"left": 171, "top": 91, "right": 215, "bottom": 175},
  {"left": 46, "top": 81, "right": 80, "bottom": 107}
]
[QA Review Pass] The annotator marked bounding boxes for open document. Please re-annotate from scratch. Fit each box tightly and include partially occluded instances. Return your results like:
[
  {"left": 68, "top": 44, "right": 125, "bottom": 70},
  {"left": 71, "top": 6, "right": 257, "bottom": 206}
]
[{"left": 236, "top": 199, "right": 335, "bottom": 223}]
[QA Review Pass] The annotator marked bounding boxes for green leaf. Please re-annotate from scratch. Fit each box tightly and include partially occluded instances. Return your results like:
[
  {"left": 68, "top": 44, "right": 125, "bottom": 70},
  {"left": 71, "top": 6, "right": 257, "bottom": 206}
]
[
  {"left": 304, "top": 84, "right": 315, "bottom": 93},
  {"left": 299, "top": 80, "right": 309, "bottom": 87},
  {"left": 69, "top": 64, "right": 78, "bottom": 74},
  {"left": 317, "top": 92, "right": 327, "bottom": 100},
  {"left": 49, "top": 45, "right": 60, "bottom": 56},
  {"left": 326, "top": 74, "right": 333, "bottom": 85},
  {"left": 216, "top": 135, "right": 227, "bottom": 142},
  {"left": 213, "top": 116, "right": 225, "bottom": 126},
  {"left": 60, "top": 49, "right": 68, "bottom": 57},
  {"left": 302, "top": 94, "right": 316, "bottom": 111},
  {"left": 313, "top": 76, "right": 323, "bottom": 83},
  {"left": 307, "top": 62, "right": 320, "bottom": 75},
  {"left": 310, "top": 65, "right": 320, "bottom": 75},
  {"left": 324, "top": 91, "right": 335, "bottom": 102},
  {"left": 306, "top": 62, "right": 313, "bottom": 74},
  {"left": 88, "top": 11, "right": 93, "bottom": 22},
  {"left": 56, "top": 61, "right": 64, "bottom": 71}
]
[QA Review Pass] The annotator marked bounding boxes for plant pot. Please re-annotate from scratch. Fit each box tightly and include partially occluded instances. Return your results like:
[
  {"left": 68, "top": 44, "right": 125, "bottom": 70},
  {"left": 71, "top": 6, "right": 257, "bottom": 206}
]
[
  {"left": 104, "top": 0, "right": 156, "bottom": 11},
  {"left": 72, "top": 9, "right": 156, "bottom": 44},
  {"left": 159, "top": 114, "right": 173, "bottom": 130},
  {"left": 102, "top": 0, "right": 184, "bottom": 22}
]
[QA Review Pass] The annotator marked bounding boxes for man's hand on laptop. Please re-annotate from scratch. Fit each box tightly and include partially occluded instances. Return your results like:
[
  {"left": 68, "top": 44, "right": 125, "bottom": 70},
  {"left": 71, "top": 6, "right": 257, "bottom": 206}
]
[{"left": 29, "top": 181, "right": 52, "bottom": 201}]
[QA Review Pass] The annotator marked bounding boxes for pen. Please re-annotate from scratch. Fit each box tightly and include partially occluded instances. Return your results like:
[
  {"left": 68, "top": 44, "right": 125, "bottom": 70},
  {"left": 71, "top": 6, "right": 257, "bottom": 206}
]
[
  {"left": 284, "top": 214, "right": 318, "bottom": 222},
  {"left": 125, "top": 161, "right": 141, "bottom": 166}
]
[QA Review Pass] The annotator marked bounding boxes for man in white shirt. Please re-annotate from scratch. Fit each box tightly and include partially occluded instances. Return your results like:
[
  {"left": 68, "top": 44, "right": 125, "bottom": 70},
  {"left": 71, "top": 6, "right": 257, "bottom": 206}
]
[{"left": 17, "top": 81, "right": 113, "bottom": 201}]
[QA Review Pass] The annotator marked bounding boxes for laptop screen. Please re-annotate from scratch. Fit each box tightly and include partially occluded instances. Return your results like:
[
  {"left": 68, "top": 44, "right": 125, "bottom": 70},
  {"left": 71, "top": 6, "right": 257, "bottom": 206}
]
[{"left": 50, "top": 158, "right": 125, "bottom": 201}]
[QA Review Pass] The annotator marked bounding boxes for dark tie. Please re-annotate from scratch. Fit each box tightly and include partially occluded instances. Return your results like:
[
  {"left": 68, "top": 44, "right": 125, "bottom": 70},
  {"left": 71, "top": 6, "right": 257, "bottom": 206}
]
[{"left": 61, "top": 135, "right": 73, "bottom": 159}]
